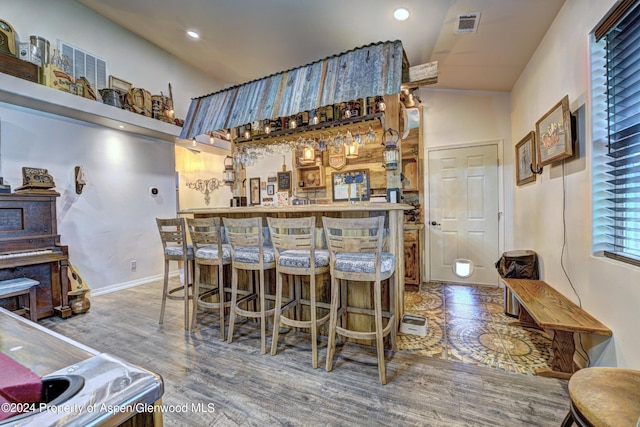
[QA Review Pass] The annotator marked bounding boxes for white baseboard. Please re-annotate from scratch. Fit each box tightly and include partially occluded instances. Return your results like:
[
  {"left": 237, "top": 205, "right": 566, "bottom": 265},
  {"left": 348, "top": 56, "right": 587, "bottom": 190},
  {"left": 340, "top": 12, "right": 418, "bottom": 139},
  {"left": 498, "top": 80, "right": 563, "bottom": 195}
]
[{"left": 91, "top": 271, "right": 179, "bottom": 296}]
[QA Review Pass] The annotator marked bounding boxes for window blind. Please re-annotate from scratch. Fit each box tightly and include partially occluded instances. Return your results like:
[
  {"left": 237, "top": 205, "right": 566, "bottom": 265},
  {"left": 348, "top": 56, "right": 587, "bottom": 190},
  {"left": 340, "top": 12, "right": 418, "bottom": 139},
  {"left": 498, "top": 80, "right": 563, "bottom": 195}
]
[{"left": 599, "top": 0, "right": 640, "bottom": 265}]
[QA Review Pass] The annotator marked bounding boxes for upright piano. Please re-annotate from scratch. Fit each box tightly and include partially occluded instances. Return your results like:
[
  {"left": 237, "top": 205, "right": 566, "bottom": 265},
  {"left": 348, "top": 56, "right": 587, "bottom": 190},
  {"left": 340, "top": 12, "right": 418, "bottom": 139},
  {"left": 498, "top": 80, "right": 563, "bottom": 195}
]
[{"left": 0, "top": 193, "right": 71, "bottom": 319}]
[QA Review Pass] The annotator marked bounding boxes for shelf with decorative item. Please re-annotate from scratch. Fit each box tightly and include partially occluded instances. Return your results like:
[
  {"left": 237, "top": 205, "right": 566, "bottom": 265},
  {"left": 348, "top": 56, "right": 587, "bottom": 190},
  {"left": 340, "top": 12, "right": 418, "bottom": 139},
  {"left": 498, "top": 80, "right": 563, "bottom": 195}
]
[
  {"left": 296, "top": 165, "right": 325, "bottom": 191},
  {"left": 0, "top": 71, "right": 181, "bottom": 142}
]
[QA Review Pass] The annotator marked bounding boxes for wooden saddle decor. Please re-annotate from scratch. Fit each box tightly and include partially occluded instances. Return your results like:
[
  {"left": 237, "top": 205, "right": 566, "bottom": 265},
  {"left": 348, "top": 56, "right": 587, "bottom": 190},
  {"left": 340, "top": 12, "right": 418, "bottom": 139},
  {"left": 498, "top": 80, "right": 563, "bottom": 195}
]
[{"left": 126, "top": 88, "right": 152, "bottom": 117}]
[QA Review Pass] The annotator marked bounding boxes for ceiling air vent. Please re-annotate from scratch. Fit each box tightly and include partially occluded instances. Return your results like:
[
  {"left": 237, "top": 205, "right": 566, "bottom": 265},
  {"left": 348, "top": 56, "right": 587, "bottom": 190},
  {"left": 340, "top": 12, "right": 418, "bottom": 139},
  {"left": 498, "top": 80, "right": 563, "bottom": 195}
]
[{"left": 455, "top": 12, "right": 481, "bottom": 34}]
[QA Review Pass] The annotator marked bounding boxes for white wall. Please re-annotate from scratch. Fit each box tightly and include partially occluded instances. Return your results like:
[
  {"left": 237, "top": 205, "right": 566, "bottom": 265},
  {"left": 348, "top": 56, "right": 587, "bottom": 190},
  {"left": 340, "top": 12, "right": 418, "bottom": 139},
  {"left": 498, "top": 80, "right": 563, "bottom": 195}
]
[
  {"left": 510, "top": 0, "right": 639, "bottom": 368},
  {"left": 1, "top": 1, "right": 223, "bottom": 293},
  {"left": 416, "top": 88, "right": 512, "bottom": 280},
  {"left": 2, "top": 0, "right": 219, "bottom": 119}
]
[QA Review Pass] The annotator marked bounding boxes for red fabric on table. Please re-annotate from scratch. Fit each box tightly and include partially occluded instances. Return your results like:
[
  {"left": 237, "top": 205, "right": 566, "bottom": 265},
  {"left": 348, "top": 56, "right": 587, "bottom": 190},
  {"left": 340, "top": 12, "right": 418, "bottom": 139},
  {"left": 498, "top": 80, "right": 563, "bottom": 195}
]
[{"left": 0, "top": 352, "right": 42, "bottom": 419}]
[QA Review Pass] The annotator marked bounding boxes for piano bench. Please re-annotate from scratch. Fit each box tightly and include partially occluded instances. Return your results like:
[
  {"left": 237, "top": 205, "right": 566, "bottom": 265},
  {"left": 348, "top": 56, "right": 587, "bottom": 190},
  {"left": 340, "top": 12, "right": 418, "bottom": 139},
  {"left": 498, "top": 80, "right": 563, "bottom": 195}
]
[{"left": 0, "top": 278, "right": 39, "bottom": 322}]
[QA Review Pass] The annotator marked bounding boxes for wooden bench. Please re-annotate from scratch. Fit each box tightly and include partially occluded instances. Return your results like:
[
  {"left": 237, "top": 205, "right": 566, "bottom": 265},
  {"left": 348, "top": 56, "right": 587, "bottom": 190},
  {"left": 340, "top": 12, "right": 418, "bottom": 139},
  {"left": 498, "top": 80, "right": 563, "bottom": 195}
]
[
  {"left": 0, "top": 278, "right": 39, "bottom": 322},
  {"left": 502, "top": 278, "right": 612, "bottom": 379}
]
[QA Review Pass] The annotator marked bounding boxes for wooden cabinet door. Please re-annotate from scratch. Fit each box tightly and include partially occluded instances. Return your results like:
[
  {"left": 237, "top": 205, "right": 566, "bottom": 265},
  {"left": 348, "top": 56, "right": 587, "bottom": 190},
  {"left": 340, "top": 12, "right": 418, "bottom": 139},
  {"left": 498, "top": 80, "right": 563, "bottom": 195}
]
[{"left": 404, "top": 229, "right": 420, "bottom": 286}]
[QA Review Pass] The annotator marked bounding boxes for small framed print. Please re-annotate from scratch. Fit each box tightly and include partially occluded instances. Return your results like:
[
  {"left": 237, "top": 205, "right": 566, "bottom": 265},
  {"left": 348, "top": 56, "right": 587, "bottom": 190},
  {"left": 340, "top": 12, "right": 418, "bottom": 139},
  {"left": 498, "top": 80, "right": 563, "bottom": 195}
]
[
  {"left": 266, "top": 184, "right": 275, "bottom": 195},
  {"left": 515, "top": 131, "right": 536, "bottom": 186},
  {"left": 109, "top": 75, "right": 132, "bottom": 94},
  {"left": 535, "top": 95, "right": 573, "bottom": 167}
]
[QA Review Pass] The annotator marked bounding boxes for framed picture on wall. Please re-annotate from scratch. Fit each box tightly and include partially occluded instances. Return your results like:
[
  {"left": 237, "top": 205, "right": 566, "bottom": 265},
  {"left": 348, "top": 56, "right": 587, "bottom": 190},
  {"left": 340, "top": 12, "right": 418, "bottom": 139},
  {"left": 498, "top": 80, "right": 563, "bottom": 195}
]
[
  {"left": 535, "top": 95, "right": 573, "bottom": 167},
  {"left": 515, "top": 131, "right": 536, "bottom": 186},
  {"left": 249, "top": 177, "right": 261, "bottom": 205},
  {"left": 266, "top": 184, "right": 275, "bottom": 195}
]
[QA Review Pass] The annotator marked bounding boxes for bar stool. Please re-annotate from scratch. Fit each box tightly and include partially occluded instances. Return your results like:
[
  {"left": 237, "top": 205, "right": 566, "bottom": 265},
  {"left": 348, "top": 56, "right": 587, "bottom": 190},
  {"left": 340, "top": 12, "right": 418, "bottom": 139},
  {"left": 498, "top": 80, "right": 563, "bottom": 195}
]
[
  {"left": 223, "top": 216, "right": 276, "bottom": 354},
  {"left": 267, "top": 216, "right": 331, "bottom": 368},
  {"left": 322, "top": 215, "right": 397, "bottom": 384},
  {"left": 186, "top": 217, "right": 231, "bottom": 338},
  {"left": 561, "top": 367, "right": 640, "bottom": 427},
  {"left": 156, "top": 217, "right": 194, "bottom": 331}
]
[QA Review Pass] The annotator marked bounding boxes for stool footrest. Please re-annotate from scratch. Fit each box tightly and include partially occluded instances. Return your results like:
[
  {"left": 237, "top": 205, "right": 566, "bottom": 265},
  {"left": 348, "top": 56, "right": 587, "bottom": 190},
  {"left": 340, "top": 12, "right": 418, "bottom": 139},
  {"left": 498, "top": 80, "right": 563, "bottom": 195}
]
[
  {"left": 336, "top": 315, "right": 395, "bottom": 341},
  {"left": 280, "top": 312, "right": 330, "bottom": 329}
]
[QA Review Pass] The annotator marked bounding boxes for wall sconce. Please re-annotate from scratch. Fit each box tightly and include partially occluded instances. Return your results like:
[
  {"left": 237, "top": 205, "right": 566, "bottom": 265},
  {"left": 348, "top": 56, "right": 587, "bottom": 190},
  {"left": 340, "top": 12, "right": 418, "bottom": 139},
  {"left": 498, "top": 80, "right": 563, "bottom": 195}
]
[
  {"left": 223, "top": 156, "right": 236, "bottom": 185},
  {"left": 302, "top": 146, "right": 315, "bottom": 164},
  {"left": 382, "top": 128, "right": 400, "bottom": 170},
  {"left": 346, "top": 140, "right": 359, "bottom": 159},
  {"left": 74, "top": 166, "right": 87, "bottom": 194},
  {"left": 186, "top": 177, "right": 223, "bottom": 205}
]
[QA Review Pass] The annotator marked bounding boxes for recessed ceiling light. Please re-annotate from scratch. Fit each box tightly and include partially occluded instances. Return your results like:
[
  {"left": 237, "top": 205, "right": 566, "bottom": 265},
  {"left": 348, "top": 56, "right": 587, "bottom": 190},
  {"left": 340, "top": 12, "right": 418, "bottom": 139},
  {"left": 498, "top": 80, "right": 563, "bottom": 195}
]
[
  {"left": 118, "top": 125, "right": 124, "bottom": 129},
  {"left": 187, "top": 30, "right": 200, "bottom": 39},
  {"left": 393, "top": 7, "right": 410, "bottom": 21}
]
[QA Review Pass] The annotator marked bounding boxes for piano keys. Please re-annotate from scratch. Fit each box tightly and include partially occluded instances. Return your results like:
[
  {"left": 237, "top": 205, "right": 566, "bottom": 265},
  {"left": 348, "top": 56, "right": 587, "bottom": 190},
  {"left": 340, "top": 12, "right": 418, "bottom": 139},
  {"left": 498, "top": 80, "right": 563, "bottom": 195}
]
[{"left": 0, "top": 193, "right": 71, "bottom": 319}]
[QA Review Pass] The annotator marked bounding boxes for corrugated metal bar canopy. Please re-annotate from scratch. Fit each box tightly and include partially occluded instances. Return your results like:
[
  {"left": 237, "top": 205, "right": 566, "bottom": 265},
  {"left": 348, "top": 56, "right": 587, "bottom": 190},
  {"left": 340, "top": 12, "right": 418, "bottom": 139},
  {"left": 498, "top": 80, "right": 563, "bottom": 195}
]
[{"left": 179, "top": 40, "right": 406, "bottom": 140}]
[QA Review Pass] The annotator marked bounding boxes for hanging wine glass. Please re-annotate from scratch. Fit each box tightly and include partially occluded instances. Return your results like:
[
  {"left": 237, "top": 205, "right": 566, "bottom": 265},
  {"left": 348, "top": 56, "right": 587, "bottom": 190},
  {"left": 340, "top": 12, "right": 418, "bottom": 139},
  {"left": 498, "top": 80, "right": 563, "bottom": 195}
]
[
  {"left": 366, "top": 125, "right": 376, "bottom": 143},
  {"left": 334, "top": 131, "right": 344, "bottom": 146},
  {"left": 354, "top": 127, "right": 363, "bottom": 146},
  {"left": 318, "top": 133, "right": 327, "bottom": 151}
]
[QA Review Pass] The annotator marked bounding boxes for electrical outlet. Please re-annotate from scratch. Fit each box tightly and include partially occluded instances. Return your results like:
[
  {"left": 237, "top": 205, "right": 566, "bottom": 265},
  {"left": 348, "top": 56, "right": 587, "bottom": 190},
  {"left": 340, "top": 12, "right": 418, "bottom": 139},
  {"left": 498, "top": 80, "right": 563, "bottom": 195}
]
[{"left": 130, "top": 260, "right": 137, "bottom": 272}]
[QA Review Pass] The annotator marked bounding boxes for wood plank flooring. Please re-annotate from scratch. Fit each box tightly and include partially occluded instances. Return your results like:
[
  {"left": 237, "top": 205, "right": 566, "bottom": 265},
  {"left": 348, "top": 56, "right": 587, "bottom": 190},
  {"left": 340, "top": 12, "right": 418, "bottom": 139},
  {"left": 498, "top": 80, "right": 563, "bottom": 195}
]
[{"left": 40, "top": 278, "right": 571, "bottom": 426}]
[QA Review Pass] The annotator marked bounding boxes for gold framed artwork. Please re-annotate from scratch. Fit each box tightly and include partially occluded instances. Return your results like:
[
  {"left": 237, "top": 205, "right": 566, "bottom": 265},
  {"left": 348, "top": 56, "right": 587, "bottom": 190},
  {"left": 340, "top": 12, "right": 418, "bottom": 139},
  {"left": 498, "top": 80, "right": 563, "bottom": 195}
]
[
  {"left": 535, "top": 95, "right": 573, "bottom": 168},
  {"left": 515, "top": 131, "right": 536, "bottom": 186}
]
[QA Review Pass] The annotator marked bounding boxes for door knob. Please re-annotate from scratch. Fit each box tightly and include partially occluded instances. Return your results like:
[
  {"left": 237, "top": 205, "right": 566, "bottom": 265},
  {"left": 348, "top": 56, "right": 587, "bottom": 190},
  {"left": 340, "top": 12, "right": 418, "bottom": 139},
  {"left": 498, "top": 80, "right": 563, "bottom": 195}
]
[{"left": 431, "top": 221, "right": 440, "bottom": 226}]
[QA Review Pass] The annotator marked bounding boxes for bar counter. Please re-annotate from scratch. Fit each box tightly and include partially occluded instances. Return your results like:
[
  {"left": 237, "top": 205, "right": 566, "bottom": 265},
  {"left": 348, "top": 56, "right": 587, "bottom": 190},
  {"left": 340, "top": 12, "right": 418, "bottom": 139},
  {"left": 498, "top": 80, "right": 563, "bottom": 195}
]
[{"left": 178, "top": 202, "right": 411, "bottom": 322}]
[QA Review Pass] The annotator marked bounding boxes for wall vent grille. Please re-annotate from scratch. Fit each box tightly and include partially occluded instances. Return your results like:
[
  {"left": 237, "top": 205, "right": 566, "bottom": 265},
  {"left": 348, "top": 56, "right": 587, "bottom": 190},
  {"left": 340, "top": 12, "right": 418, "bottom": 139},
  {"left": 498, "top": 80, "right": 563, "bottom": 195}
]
[
  {"left": 455, "top": 12, "right": 481, "bottom": 34},
  {"left": 59, "top": 40, "right": 108, "bottom": 90}
]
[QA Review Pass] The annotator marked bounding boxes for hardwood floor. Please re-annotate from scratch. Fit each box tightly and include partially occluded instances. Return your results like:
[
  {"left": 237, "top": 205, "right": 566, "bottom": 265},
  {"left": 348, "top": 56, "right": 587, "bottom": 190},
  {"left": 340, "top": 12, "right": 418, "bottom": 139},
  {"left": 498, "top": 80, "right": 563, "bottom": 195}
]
[{"left": 40, "top": 278, "right": 571, "bottom": 426}]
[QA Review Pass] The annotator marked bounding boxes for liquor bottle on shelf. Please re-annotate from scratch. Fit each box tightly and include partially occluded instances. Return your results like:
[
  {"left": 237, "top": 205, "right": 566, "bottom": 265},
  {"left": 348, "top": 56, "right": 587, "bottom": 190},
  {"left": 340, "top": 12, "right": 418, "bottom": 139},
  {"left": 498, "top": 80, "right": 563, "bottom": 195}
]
[
  {"left": 51, "top": 48, "right": 62, "bottom": 69},
  {"left": 325, "top": 105, "right": 334, "bottom": 122}
]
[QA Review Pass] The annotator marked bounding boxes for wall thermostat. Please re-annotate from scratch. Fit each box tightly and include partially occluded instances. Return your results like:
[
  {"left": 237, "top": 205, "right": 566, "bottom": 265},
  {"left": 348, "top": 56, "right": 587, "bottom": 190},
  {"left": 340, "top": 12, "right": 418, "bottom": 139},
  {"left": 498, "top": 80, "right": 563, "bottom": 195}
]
[{"left": 150, "top": 187, "right": 159, "bottom": 196}]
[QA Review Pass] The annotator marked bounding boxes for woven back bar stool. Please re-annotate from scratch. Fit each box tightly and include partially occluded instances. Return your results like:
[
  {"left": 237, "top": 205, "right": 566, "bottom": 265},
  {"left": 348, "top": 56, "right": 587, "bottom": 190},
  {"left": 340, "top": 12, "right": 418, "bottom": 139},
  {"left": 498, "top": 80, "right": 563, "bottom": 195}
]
[
  {"left": 223, "top": 216, "right": 276, "bottom": 354},
  {"left": 186, "top": 217, "right": 231, "bottom": 338},
  {"left": 267, "top": 216, "right": 331, "bottom": 368},
  {"left": 156, "top": 217, "right": 194, "bottom": 331},
  {"left": 322, "top": 215, "right": 397, "bottom": 384}
]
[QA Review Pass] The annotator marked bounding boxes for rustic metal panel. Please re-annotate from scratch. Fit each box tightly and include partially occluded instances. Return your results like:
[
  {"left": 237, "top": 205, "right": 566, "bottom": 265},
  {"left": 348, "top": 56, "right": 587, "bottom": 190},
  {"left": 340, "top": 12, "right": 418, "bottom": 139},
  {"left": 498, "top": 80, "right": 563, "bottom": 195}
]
[{"left": 179, "top": 40, "right": 404, "bottom": 139}]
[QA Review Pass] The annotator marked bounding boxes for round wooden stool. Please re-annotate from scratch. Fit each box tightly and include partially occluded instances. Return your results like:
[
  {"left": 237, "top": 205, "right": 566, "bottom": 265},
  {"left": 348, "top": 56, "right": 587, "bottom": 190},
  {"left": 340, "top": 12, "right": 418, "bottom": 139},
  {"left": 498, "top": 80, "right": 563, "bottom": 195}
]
[{"left": 562, "top": 367, "right": 640, "bottom": 427}]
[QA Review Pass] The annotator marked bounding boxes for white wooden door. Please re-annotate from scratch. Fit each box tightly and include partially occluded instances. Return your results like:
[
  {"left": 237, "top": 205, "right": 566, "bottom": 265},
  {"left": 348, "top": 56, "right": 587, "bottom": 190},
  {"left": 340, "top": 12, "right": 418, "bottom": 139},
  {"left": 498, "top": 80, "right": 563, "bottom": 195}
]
[{"left": 428, "top": 144, "right": 499, "bottom": 284}]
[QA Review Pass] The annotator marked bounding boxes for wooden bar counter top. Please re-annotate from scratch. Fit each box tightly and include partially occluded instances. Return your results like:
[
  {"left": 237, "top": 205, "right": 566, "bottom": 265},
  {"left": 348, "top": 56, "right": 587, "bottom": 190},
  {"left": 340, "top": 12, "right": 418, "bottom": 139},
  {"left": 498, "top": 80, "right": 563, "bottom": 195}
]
[{"left": 178, "top": 202, "right": 411, "bottom": 330}]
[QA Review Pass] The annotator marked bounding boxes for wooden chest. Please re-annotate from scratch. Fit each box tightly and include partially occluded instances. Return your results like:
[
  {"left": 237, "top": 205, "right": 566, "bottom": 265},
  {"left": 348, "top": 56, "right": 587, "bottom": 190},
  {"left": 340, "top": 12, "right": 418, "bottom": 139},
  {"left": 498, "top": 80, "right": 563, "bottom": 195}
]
[{"left": 0, "top": 52, "right": 40, "bottom": 83}]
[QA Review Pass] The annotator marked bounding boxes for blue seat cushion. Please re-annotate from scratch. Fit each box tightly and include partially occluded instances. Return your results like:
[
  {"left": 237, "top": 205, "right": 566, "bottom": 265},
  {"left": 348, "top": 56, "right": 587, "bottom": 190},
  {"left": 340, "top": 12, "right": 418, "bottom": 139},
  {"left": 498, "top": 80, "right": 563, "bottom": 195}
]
[
  {"left": 278, "top": 249, "right": 330, "bottom": 269},
  {"left": 233, "top": 246, "right": 275, "bottom": 264},
  {"left": 334, "top": 252, "right": 396, "bottom": 274},
  {"left": 195, "top": 244, "right": 231, "bottom": 262},
  {"left": 164, "top": 243, "right": 194, "bottom": 257}
]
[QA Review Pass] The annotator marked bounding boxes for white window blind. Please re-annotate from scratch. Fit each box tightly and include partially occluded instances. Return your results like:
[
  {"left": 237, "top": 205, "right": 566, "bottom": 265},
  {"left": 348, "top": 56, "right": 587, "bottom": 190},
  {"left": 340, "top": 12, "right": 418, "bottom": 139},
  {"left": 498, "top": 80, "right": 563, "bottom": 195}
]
[
  {"left": 59, "top": 40, "right": 108, "bottom": 90},
  {"left": 593, "top": 0, "right": 640, "bottom": 266}
]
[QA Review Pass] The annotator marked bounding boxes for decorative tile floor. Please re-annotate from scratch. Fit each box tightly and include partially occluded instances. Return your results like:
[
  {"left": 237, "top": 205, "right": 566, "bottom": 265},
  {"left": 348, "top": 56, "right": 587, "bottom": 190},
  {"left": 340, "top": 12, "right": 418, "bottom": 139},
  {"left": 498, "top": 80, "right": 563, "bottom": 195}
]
[{"left": 397, "top": 282, "right": 553, "bottom": 375}]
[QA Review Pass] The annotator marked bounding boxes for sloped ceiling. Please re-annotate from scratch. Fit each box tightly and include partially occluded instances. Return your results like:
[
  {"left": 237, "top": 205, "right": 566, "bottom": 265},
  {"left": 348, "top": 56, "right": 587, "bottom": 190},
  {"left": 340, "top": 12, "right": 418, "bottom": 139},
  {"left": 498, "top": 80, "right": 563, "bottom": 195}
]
[{"left": 76, "top": 0, "right": 566, "bottom": 92}]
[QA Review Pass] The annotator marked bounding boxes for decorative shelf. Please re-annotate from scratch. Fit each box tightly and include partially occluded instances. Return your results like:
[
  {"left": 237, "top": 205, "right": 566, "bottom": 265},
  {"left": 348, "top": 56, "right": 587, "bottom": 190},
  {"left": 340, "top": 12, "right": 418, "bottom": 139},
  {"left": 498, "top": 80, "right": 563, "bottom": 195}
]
[
  {"left": 0, "top": 72, "right": 181, "bottom": 142},
  {"left": 296, "top": 164, "right": 325, "bottom": 190}
]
